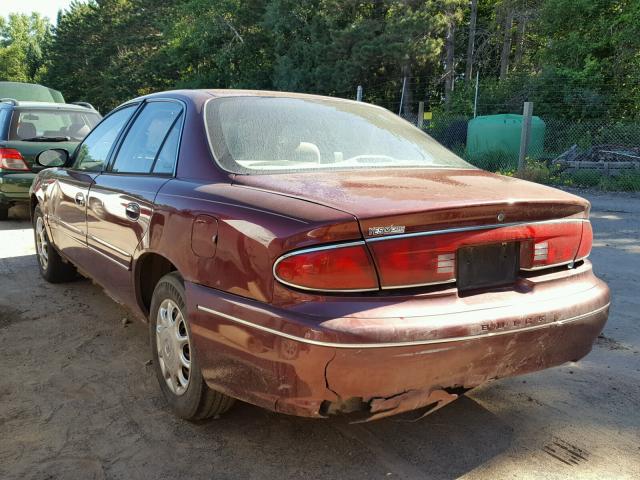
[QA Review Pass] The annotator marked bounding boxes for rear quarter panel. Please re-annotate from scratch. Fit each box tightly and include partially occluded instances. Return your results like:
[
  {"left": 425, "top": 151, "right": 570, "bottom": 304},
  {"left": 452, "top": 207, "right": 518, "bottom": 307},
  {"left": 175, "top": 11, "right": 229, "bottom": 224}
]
[{"left": 141, "top": 179, "right": 362, "bottom": 304}]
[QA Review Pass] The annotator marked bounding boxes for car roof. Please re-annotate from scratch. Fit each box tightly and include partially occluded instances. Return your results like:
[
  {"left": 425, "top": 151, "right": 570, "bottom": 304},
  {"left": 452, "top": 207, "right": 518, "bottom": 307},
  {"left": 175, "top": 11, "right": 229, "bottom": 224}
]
[
  {"left": 130, "top": 88, "right": 376, "bottom": 110},
  {"left": 0, "top": 101, "right": 98, "bottom": 112}
]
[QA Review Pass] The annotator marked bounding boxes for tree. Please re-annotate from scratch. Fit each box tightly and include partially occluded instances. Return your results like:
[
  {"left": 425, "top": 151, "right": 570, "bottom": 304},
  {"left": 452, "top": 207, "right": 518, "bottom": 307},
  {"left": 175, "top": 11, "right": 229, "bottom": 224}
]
[
  {"left": 43, "top": 0, "right": 182, "bottom": 111},
  {"left": 0, "top": 13, "right": 51, "bottom": 83},
  {"left": 465, "top": 0, "right": 478, "bottom": 83}
]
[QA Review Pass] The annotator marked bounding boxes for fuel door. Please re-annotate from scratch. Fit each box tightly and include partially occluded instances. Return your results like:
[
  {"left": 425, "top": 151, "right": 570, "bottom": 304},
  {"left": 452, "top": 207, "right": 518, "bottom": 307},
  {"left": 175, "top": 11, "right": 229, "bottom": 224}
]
[{"left": 191, "top": 214, "right": 219, "bottom": 258}]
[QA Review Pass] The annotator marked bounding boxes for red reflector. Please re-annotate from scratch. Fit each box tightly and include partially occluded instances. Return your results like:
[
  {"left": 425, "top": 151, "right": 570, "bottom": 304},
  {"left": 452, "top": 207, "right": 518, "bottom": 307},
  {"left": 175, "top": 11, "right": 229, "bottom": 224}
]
[
  {"left": 0, "top": 148, "right": 29, "bottom": 171},
  {"left": 274, "top": 243, "right": 378, "bottom": 292}
]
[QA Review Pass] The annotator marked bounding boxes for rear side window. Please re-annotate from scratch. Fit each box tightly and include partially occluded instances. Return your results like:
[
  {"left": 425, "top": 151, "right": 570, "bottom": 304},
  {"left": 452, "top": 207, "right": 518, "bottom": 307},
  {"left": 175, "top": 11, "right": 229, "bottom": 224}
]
[
  {"left": 111, "top": 101, "right": 182, "bottom": 174},
  {"left": 0, "top": 109, "right": 11, "bottom": 139},
  {"left": 152, "top": 118, "right": 182, "bottom": 174},
  {"left": 10, "top": 109, "right": 101, "bottom": 141},
  {"left": 74, "top": 105, "right": 137, "bottom": 172}
]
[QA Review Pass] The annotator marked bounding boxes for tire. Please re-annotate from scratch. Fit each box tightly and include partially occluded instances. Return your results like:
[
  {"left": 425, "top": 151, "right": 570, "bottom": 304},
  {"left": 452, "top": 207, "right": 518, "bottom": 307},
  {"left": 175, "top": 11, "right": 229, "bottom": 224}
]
[
  {"left": 150, "top": 272, "right": 234, "bottom": 420},
  {"left": 0, "top": 206, "right": 8, "bottom": 221},
  {"left": 33, "top": 205, "right": 77, "bottom": 283}
]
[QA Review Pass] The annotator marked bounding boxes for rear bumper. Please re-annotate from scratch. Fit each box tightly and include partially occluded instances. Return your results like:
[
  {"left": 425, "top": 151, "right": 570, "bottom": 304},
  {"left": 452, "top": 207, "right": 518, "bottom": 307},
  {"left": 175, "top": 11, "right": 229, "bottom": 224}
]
[
  {"left": 0, "top": 172, "right": 34, "bottom": 206},
  {"left": 187, "top": 262, "right": 610, "bottom": 420}
]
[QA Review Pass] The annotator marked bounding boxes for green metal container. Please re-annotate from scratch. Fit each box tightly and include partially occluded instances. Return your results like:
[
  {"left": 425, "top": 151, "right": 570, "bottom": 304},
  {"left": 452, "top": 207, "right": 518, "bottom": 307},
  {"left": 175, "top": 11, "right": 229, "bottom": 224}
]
[{"left": 466, "top": 114, "right": 545, "bottom": 162}]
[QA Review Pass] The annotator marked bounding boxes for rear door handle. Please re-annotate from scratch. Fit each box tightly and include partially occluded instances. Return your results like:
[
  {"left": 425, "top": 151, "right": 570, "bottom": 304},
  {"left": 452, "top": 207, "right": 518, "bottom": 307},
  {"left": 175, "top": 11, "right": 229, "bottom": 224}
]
[
  {"left": 125, "top": 202, "right": 140, "bottom": 221},
  {"left": 75, "top": 192, "right": 85, "bottom": 206}
]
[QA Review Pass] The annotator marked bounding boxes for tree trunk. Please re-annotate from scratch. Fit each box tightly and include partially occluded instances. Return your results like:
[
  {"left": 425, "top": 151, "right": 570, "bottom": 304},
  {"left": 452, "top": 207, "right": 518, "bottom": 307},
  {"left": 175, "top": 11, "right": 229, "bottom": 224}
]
[
  {"left": 499, "top": 7, "right": 514, "bottom": 81},
  {"left": 465, "top": 0, "right": 478, "bottom": 83},
  {"left": 514, "top": 14, "right": 527, "bottom": 66},
  {"left": 444, "top": 13, "right": 456, "bottom": 107}
]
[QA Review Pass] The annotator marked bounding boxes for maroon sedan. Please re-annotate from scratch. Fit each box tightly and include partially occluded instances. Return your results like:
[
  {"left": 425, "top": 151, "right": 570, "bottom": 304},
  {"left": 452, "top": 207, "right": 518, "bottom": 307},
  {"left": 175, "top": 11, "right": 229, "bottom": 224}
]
[{"left": 30, "top": 90, "right": 610, "bottom": 421}]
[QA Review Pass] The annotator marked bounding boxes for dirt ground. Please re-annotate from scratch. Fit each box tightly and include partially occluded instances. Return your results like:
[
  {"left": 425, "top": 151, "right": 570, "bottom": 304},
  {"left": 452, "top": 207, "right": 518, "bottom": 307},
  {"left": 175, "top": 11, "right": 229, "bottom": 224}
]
[{"left": 1, "top": 191, "right": 639, "bottom": 480}]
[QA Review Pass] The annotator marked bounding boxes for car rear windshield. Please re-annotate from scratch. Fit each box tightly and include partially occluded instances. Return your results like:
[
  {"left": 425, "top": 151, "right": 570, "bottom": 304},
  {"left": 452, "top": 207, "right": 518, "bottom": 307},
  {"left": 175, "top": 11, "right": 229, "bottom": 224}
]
[
  {"left": 10, "top": 109, "right": 101, "bottom": 141},
  {"left": 205, "top": 96, "right": 473, "bottom": 174}
]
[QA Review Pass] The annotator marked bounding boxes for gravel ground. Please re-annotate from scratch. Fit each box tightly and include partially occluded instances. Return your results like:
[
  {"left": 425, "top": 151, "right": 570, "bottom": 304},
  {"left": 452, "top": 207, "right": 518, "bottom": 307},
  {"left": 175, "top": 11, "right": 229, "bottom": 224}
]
[{"left": 0, "top": 192, "right": 638, "bottom": 480}]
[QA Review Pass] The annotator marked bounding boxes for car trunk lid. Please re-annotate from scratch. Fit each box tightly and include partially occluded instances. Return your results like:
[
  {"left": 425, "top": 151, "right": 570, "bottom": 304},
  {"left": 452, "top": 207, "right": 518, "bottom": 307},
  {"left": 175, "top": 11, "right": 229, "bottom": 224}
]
[
  {"left": 240, "top": 168, "right": 592, "bottom": 291},
  {"left": 233, "top": 168, "right": 590, "bottom": 237}
]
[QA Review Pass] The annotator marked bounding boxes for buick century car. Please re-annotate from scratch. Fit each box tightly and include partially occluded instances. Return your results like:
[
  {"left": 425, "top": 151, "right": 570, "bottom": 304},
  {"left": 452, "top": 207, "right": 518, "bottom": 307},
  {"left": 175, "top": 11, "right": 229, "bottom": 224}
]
[{"left": 30, "top": 90, "right": 610, "bottom": 421}]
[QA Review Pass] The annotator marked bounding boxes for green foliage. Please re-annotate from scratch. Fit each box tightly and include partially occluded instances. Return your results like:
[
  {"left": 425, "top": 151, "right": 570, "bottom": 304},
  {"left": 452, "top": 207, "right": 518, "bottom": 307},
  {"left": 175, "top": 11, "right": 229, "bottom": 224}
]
[
  {"left": 42, "top": 0, "right": 182, "bottom": 111},
  {"left": 0, "top": 13, "right": 51, "bottom": 83},
  {"left": 466, "top": 150, "right": 516, "bottom": 172},
  {"left": 0, "top": 0, "right": 636, "bottom": 122},
  {"left": 0, "top": 0, "right": 638, "bottom": 193}
]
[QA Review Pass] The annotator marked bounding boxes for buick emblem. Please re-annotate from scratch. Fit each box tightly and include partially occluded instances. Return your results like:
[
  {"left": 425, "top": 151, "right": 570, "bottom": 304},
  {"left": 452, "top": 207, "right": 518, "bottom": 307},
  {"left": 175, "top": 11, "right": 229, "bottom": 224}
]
[{"left": 497, "top": 212, "right": 505, "bottom": 222}]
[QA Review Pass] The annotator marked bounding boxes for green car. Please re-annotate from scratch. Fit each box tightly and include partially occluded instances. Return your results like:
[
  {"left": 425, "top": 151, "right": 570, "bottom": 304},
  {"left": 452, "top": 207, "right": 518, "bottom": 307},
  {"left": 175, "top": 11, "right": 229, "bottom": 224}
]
[{"left": 0, "top": 99, "right": 101, "bottom": 219}]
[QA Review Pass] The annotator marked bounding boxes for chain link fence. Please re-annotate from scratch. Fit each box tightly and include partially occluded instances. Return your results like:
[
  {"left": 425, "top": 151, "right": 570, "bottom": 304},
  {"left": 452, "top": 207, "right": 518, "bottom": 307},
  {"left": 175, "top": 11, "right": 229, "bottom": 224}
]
[
  {"left": 409, "top": 108, "right": 640, "bottom": 192},
  {"left": 338, "top": 84, "right": 640, "bottom": 192}
]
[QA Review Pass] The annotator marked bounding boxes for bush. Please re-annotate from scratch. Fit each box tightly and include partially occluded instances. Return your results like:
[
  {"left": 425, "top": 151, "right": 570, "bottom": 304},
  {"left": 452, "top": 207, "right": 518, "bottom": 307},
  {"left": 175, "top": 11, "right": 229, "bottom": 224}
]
[
  {"left": 466, "top": 150, "right": 516, "bottom": 172},
  {"left": 562, "top": 170, "right": 601, "bottom": 188},
  {"left": 599, "top": 173, "right": 640, "bottom": 191}
]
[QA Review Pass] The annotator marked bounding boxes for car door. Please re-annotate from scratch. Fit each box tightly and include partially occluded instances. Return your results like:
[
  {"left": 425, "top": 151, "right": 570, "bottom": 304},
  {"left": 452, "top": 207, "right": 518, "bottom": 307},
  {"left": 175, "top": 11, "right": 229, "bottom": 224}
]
[
  {"left": 47, "top": 104, "right": 138, "bottom": 260},
  {"left": 86, "top": 100, "right": 183, "bottom": 276}
]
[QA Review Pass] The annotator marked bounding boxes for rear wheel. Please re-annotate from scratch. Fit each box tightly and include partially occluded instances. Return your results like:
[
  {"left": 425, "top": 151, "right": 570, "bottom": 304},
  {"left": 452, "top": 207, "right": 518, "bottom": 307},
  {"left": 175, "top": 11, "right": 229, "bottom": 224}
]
[
  {"left": 33, "top": 205, "right": 76, "bottom": 283},
  {"left": 0, "top": 206, "right": 8, "bottom": 221},
  {"left": 150, "top": 272, "right": 234, "bottom": 420}
]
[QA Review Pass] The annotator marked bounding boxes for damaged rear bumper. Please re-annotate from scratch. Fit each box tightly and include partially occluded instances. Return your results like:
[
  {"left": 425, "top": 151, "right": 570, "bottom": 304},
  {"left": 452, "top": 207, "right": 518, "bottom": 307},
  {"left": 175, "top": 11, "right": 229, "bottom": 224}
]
[{"left": 187, "top": 263, "right": 610, "bottom": 421}]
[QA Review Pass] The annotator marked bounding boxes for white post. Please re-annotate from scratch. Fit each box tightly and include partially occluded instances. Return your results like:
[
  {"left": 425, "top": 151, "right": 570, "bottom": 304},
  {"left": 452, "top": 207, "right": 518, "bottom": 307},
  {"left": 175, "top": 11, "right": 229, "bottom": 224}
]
[
  {"left": 518, "top": 102, "right": 533, "bottom": 175},
  {"left": 398, "top": 76, "right": 407, "bottom": 115},
  {"left": 356, "top": 85, "right": 363, "bottom": 102},
  {"left": 417, "top": 101, "right": 425, "bottom": 129}
]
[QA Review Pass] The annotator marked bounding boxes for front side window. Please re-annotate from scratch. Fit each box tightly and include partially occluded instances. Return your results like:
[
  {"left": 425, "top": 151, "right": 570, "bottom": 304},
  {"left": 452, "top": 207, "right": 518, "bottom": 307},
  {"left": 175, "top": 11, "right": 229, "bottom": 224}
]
[
  {"left": 74, "top": 105, "right": 137, "bottom": 172},
  {"left": 205, "top": 97, "right": 473, "bottom": 174},
  {"left": 111, "top": 102, "right": 182, "bottom": 174},
  {"left": 10, "top": 109, "right": 101, "bottom": 141}
]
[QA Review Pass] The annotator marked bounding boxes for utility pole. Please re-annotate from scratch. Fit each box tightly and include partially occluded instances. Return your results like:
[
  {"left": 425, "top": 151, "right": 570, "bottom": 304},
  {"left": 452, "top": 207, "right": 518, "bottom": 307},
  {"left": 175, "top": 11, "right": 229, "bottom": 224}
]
[
  {"left": 418, "top": 101, "right": 425, "bottom": 129},
  {"left": 356, "top": 85, "right": 363, "bottom": 102},
  {"left": 518, "top": 102, "right": 533, "bottom": 175}
]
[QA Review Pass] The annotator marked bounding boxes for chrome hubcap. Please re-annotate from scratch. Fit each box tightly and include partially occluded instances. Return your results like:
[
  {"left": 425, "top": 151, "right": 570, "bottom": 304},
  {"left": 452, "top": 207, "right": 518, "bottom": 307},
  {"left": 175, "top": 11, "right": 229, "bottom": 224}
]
[
  {"left": 35, "top": 216, "right": 49, "bottom": 270},
  {"left": 156, "top": 299, "right": 191, "bottom": 396}
]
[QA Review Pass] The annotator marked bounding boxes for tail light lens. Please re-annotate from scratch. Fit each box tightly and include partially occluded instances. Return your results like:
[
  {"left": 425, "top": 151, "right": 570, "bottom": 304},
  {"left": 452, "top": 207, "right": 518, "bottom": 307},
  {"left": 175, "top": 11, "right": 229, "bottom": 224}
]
[
  {"left": 368, "top": 221, "right": 589, "bottom": 289},
  {"left": 0, "top": 148, "right": 29, "bottom": 171},
  {"left": 274, "top": 220, "right": 592, "bottom": 293},
  {"left": 274, "top": 243, "right": 378, "bottom": 292},
  {"left": 575, "top": 221, "right": 593, "bottom": 260}
]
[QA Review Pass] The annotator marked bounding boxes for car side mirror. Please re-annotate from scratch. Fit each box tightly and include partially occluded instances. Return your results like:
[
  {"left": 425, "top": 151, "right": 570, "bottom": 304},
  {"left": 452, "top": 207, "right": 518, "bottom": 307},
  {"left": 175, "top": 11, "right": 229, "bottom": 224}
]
[{"left": 36, "top": 149, "right": 69, "bottom": 168}]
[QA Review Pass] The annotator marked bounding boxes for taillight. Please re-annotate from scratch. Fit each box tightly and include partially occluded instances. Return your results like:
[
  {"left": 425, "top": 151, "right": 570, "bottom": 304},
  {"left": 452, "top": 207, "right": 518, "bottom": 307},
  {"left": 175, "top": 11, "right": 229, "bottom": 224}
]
[
  {"left": 575, "top": 221, "right": 593, "bottom": 261},
  {"left": 274, "top": 220, "right": 591, "bottom": 294},
  {"left": 518, "top": 221, "right": 583, "bottom": 269},
  {"left": 274, "top": 242, "right": 378, "bottom": 292},
  {"left": 368, "top": 220, "right": 588, "bottom": 289},
  {"left": 0, "top": 148, "right": 29, "bottom": 171},
  {"left": 367, "top": 235, "right": 459, "bottom": 288}
]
